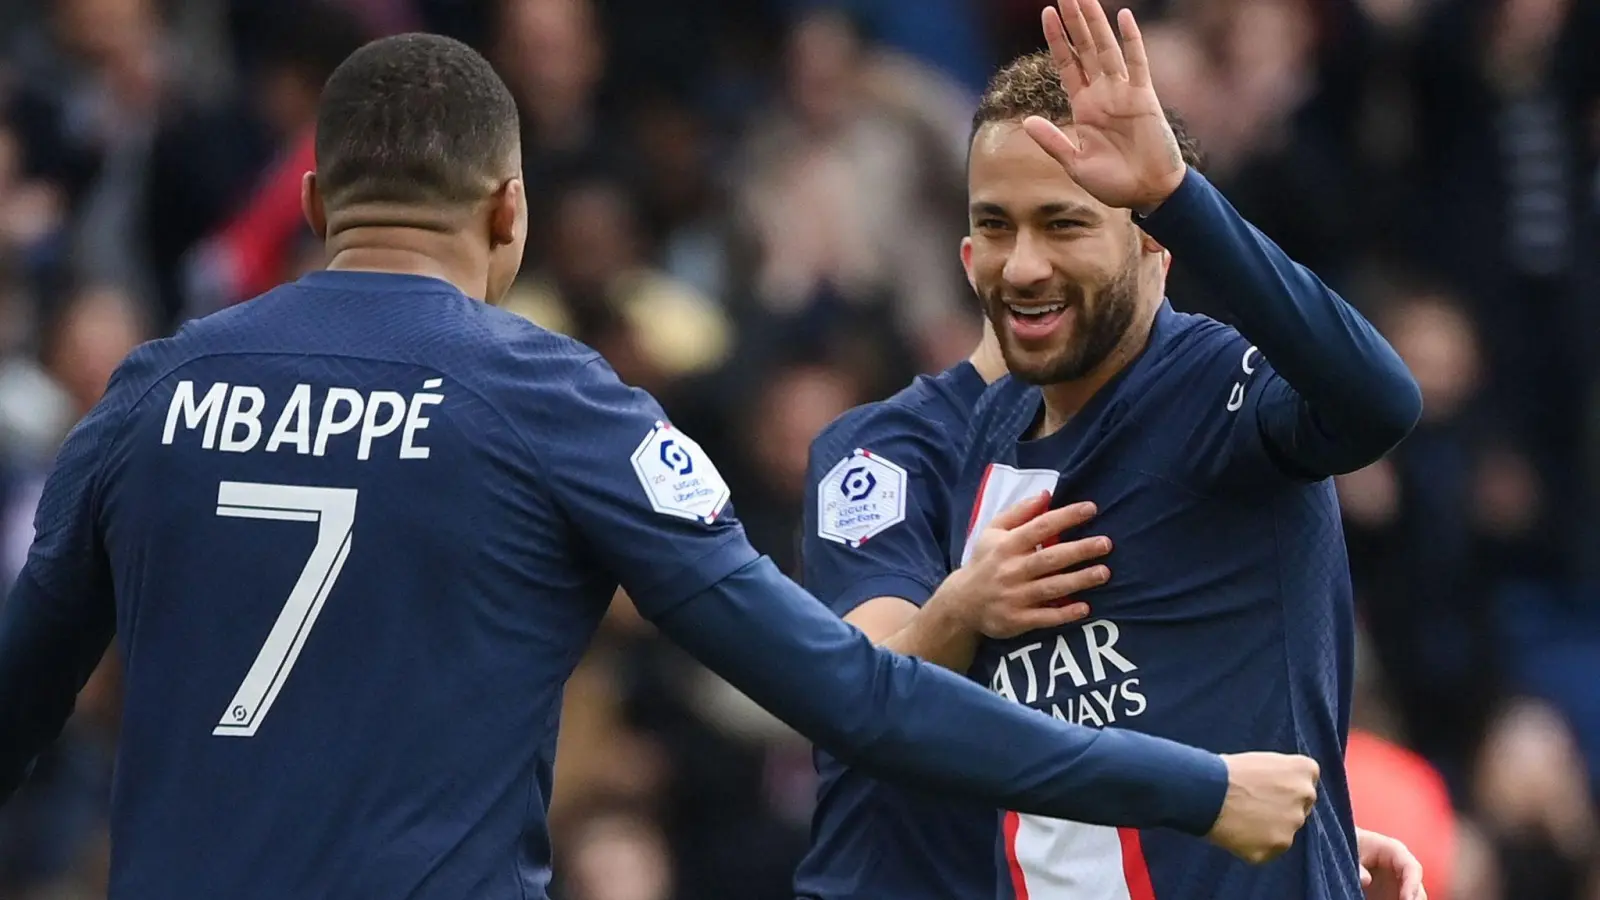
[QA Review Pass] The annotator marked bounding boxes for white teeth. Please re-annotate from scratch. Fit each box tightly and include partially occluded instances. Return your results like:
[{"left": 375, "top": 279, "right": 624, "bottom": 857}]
[{"left": 1006, "top": 302, "right": 1066, "bottom": 316}]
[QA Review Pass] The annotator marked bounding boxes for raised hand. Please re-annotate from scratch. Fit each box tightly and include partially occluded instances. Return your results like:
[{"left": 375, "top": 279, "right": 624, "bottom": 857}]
[
  {"left": 1023, "top": 0, "right": 1186, "bottom": 214},
  {"left": 930, "top": 492, "right": 1110, "bottom": 640}
]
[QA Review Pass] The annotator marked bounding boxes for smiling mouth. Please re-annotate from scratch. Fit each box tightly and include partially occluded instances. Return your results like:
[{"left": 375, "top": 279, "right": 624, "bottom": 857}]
[
  {"left": 1002, "top": 300, "right": 1072, "bottom": 341},
  {"left": 1005, "top": 301, "right": 1067, "bottom": 318}
]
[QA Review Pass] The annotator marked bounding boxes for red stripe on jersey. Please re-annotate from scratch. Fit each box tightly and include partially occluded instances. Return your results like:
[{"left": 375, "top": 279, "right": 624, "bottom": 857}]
[
  {"left": 1118, "top": 827, "right": 1157, "bottom": 900},
  {"left": 1003, "top": 810, "right": 1031, "bottom": 900},
  {"left": 967, "top": 464, "right": 996, "bottom": 538}
]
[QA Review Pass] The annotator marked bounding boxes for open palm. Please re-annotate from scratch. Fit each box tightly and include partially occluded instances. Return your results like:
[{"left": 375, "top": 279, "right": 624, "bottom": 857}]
[{"left": 1022, "top": 0, "right": 1187, "bottom": 213}]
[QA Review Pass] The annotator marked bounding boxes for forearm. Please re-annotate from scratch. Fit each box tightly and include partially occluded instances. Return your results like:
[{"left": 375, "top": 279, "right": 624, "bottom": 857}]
[
  {"left": 0, "top": 571, "right": 113, "bottom": 804},
  {"left": 877, "top": 598, "right": 980, "bottom": 673},
  {"left": 1140, "top": 170, "right": 1421, "bottom": 470},
  {"left": 660, "top": 557, "right": 1229, "bottom": 834}
]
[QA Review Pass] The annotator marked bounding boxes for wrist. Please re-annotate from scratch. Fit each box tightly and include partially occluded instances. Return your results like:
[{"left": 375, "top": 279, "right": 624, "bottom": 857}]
[
  {"left": 1134, "top": 164, "right": 1189, "bottom": 218},
  {"left": 920, "top": 586, "right": 973, "bottom": 637}
]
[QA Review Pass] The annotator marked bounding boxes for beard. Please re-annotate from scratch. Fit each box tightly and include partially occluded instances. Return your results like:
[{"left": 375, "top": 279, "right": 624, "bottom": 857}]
[{"left": 982, "top": 251, "right": 1142, "bottom": 386}]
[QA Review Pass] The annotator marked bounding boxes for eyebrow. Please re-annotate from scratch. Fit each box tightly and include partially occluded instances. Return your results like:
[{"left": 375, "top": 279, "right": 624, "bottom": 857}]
[{"left": 968, "top": 201, "right": 1098, "bottom": 219}]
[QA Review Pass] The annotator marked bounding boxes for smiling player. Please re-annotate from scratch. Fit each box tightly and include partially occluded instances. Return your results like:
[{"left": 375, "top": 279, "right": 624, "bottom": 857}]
[{"left": 951, "top": 2, "right": 1421, "bottom": 898}]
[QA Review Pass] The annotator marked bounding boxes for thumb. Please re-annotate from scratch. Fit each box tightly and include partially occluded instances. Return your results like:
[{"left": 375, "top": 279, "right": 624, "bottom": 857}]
[
  {"left": 1359, "top": 864, "right": 1372, "bottom": 888},
  {"left": 987, "top": 491, "right": 1052, "bottom": 532},
  {"left": 1023, "top": 115, "right": 1079, "bottom": 169}
]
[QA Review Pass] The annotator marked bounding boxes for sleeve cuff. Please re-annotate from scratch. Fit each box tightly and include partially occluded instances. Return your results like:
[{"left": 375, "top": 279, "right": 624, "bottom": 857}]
[
  {"left": 825, "top": 573, "right": 938, "bottom": 618},
  {"left": 1163, "top": 744, "right": 1231, "bottom": 836},
  {"left": 1132, "top": 166, "right": 1214, "bottom": 246}
]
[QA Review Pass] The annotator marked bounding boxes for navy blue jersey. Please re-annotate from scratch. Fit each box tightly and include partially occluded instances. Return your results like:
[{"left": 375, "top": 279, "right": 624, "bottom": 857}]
[
  {"left": 954, "top": 303, "right": 1362, "bottom": 900},
  {"left": 946, "top": 169, "right": 1418, "bottom": 900},
  {"left": 794, "top": 362, "right": 1032, "bottom": 900},
  {"left": 0, "top": 269, "right": 1251, "bottom": 900},
  {"left": 2, "top": 271, "right": 758, "bottom": 898}
]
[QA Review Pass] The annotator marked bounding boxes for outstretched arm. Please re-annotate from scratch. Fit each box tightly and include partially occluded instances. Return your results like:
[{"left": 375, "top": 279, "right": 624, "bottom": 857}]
[
  {"left": 659, "top": 554, "right": 1229, "bottom": 833},
  {"left": 1021, "top": 0, "right": 1420, "bottom": 478},
  {"left": 1135, "top": 171, "right": 1421, "bottom": 477}
]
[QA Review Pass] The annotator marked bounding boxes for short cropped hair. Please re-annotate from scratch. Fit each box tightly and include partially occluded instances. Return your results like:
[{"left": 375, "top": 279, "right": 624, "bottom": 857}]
[
  {"left": 315, "top": 33, "right": 521, "bottom": 208},
  {"left": 971, "top": 51, "right": 1203, "bottom": 172}
]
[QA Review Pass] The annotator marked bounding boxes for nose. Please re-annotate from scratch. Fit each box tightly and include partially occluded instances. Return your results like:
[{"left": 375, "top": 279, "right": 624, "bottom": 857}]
[{"left": 1002, "top": 230, "right": 1052, "bottom": 291}]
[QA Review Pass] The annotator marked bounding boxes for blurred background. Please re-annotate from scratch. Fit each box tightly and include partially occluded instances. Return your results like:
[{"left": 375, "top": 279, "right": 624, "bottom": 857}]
[{"left": 0, "top": 0, "right": 1595, "bottom": 897}]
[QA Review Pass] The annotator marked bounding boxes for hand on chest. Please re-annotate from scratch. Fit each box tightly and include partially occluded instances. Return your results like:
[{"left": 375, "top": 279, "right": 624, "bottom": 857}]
[{"left": 956, "top": 458, "right": 1270, "bottom": 613}]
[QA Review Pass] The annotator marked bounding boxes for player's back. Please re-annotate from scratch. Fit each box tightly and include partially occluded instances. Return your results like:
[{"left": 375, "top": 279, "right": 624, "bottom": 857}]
[{"left": 98, "top": 271, "right": 614, "bottom": 898}]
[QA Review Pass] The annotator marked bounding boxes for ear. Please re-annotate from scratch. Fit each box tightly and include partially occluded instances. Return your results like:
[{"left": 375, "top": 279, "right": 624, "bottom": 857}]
[
  {"left": 489, "top": 177, "right": 525, "bottom": 248},
  {"left": 960, "top": 236, "right": 977, "bottom": 293},
  {"left": 301, "top": 172, "right": 327, "bottom": 240},
  {"left": 1138, "top": 228, "right": 1174, "bottom": 274},
  {"left": 1139, "top": 229, "right": 1164, "bottom": 257}
]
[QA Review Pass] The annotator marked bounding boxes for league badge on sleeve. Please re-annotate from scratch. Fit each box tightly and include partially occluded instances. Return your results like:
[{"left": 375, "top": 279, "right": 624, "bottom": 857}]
[
  {"left": 631, "top": 422, "right": 731, "bottom": 524},
  {"left": 817, "top": 449, "right": 908, "bottom": 547}
]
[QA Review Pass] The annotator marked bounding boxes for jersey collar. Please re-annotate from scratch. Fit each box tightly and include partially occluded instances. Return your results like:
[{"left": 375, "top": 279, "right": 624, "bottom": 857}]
[{"left": 1012, "top": 299, "right": 1179, "bottom": 468}]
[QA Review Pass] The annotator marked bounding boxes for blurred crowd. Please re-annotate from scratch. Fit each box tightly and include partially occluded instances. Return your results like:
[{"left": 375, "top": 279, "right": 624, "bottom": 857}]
[{"left": 0, "top": 0, "right": 1597, "bottom": 897}]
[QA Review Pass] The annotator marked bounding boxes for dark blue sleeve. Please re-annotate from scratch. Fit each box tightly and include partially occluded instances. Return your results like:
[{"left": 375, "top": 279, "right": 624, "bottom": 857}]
[
  {"left": 657, "top": 556, "right": 1231, "bottom": 834},
  {"left": 801, "top": 406, "right": 953, "bottom": 617},
  {"left": 1139, "top": 170, "right": 1422, "bottom": 478},
  {"left": 528, "top": 356, "right": 758, "bottom": 620},
  {"left": 0, "top": 367, "right": 132, "bottom": 803}
]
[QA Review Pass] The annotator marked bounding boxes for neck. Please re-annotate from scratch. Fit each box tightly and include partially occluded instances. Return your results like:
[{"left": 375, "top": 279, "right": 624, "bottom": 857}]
[
  {"left": 323, "top": 223, "right": 490, "bottom": 301},
  {"left": 1035, "top": 291, "right": 1164, "bottom": 439},
  {"left": 967, "top": 323, "right": 1009, "bottom": 384}
]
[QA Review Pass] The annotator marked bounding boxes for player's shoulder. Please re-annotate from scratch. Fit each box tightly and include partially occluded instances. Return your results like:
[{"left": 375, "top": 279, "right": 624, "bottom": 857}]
[
  {"left": 1154, "top": 308, "right": 1257, "bottom": 374},
  {"left": 471, "top": 301, "right": 607, "bottom": 381},
  {"left": 1136, "top": 306, "right": 1264, "bottom": 409},
  {"left": 810, "top": 363, "right": 989, "bottom": 477},
  {"left": 806, "top": 364, "right": 993, "bottom": 548}
]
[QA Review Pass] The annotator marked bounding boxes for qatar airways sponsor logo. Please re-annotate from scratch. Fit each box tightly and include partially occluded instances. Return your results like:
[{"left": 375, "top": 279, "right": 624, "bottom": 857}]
[{"left": 988, "top": 618, "right": 1146, "bottom": 728}]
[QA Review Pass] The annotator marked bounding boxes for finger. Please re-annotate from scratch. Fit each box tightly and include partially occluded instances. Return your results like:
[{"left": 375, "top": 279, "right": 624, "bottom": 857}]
[
  {"left": 1359, "top": 865, "right": 1372, "bottom": 888},
  {"left": 1021, "top": 565, "right": 1110, "bottom": 604},
  {"left": 1042, "top": 6, "right": 1087, "bottom": 95},
  {"left": 1009, "top": 499, "right": 1096, "bottom": 549},
  {"left": 1059, "top": 0, "right": 1103, "bottom": 79},
  {"left": 1022, "top": 534, "right": 1112, "bottom": 578},
  {"left": 987, "top": 491, "right": 1052, "bottom": 532},
  {"left": 1009, "top": 601, "right": 1092, "bottom": 633},
  {"left": 1402, "top": 867, "right": 1425, "bottom": 900},
  {"left": 1022, "top": 116, "right": 1080, "bottom": 168},
  {"left": 1118, "top": 7, "right": 1152, "bottom": 88},
  {"left": 1081, "top": 0, "right": 1127, "bottom": 79}
]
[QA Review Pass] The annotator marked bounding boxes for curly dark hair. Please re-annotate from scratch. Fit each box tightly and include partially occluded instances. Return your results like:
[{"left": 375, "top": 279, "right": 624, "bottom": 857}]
[{"left": 970, "top": 51, "right": 1203, "bottom": 172}]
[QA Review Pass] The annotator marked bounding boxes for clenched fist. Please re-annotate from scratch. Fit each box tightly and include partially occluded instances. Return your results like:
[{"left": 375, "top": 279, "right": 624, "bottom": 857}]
[{"left": 1208, "top": 752, "right": 1321, "bottom": 864}]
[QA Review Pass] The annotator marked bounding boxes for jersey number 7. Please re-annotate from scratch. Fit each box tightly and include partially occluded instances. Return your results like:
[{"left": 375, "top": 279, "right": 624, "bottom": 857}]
[{"left": 211, "top": 481, "right": 358, "bottom": 738}]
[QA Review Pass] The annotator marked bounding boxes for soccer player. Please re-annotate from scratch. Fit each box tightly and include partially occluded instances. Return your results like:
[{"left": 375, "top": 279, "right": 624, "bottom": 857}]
[
  {"left": 953, "top": 2, "right": 1421, "bottom": 897},
  {"left": 798, "top": 330, "right": 1424, "bottom": 896},
  {"left": 0, "top": 33, "right": 1325, "bottom": 900}
]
